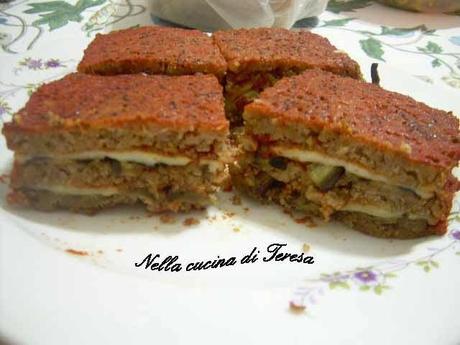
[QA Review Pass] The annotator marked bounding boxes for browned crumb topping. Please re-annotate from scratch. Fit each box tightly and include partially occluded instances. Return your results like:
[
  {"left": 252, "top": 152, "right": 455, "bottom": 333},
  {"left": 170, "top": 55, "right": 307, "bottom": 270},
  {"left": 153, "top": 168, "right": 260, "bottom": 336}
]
[
  {"left": 246, "top": 69, "right": 460, "bottom": 169},
  {"left": 213, "top": 28, "right": 361, "bottom": 78},
  {"left": 78, "top": 26, "right": 227, "bottom": 79},
  {"left": 3, "top": 73, "right": 228, "bottom": 135}
]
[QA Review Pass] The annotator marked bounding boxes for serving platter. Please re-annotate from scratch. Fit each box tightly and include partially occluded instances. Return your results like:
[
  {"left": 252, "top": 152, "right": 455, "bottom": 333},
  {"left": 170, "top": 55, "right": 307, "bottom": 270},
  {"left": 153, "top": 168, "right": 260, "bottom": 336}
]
[
  {"left": 1, "top": 62, "right": 460, "bottom": 345},
  {"left": 0, "top": 31, "right": 459, "bottom": 345}
]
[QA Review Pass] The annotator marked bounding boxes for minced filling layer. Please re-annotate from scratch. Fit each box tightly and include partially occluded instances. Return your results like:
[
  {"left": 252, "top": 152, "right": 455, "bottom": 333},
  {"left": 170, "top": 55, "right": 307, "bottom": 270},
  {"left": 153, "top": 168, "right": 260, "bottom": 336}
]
[
  {"left": 270, "top": 145, "right": 433, "bottom": 199},
  {"left": 342, "top": 203, "right": 425, "bottom": 220},
  {"left": 239, "top": 143, "right": 436, "bottom": 221},
  {"left": 25, "top": 186, "right": 212, "bottom": 204},
  {"left": 241, "top": 160, "right": 431, "bottom": 221},
  {"left": 36, "top": 185, "right": 120, "bottom": 196}
]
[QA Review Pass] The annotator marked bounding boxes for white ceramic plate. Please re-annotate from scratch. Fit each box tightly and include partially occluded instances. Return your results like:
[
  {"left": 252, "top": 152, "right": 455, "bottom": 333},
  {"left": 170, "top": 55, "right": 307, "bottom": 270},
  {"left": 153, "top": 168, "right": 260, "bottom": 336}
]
[{"left": 1, "top": 63, "right": 459, "bottom": 345}]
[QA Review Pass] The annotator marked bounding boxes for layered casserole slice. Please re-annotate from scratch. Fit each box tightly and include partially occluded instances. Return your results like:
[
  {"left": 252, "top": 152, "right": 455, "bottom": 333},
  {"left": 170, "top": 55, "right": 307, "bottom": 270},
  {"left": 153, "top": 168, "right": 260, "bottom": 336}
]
[
  {"left": 213, "top": 28, "right": 362, "bottom": 125},
  {"left": 232, "top": 69, "right": 460, "bottom": 238},
  {"left": 3, "top": 73, "right": 230, "bottom": 213},
  {"left": 78, "top": 26, "right": 227, "bottom": 81}
]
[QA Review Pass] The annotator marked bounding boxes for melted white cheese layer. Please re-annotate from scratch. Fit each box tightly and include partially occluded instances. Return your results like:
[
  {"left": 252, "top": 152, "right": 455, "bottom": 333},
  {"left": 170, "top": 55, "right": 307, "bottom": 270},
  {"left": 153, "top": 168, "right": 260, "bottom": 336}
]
[
  {"left": 270, "top": 146, "right": 432, "bottom": 199},
  {"left": 17, "top": 150, "right": 224, "bottom": 172},
  {"left": 18, "top": 150, "right": 191, "bottom": 166},
  {"left": 342, "top": 203, "right": 402, "bottom": 219}
]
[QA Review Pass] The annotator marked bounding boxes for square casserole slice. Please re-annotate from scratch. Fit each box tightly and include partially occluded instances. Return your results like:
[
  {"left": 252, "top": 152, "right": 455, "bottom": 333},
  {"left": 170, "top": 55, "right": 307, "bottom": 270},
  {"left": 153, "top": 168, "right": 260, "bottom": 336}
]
[
  {"left": 78, "top": 26, "right": 227, "bottom": 81},
  {"left": 213, "top": 28, "right": 362, "bottom": 125},
  {"left": 2, "top": 73, "right": 230, "bottom": 213},
  {"left": 232, "top": 69, "right": 460, "bottom": 238}
]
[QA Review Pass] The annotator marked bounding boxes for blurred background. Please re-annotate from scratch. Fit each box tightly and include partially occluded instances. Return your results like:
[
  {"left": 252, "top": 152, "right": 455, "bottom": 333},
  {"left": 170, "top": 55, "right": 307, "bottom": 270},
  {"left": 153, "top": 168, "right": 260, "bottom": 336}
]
[{"left": 149, "top": 0, "right": 460, "bottom": 31}]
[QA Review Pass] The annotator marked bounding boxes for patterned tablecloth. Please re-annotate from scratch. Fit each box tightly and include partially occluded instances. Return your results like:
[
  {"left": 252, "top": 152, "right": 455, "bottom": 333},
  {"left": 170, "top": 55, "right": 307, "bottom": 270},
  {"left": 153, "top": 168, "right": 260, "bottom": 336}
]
[{"left": 1, "top": 0, "right": 460, "bottom": 121}]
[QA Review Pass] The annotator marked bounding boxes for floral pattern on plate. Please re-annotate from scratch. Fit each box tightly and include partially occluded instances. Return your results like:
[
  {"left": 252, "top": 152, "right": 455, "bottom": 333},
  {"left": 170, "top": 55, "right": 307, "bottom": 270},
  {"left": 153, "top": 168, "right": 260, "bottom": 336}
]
[{"left": 291, "top": 203, "right": 460, "bottom": 309}]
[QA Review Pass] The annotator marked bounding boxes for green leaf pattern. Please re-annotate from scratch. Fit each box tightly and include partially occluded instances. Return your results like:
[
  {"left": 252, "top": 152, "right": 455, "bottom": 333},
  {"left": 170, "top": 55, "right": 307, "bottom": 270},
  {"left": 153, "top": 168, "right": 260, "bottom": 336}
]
[
  {"left": 416, "top": 260, "right": 439, "bottom": 273},
  {"left": 431, "top": 59, "right": 441, "bottom": 68},
  {"left": 418, "top": 41, "right": 443, "bottom": 54},
  {"left": 24, "top": 0, "right": 106, "bottom": 30},
  {"left": 292, "top": 224, "right": 460, "bottom": 308},
  {"left": 329, "top": 281, "right": 350, "bottom": 290},
  {"left": 380, "top": 25, "right": 435, "bottom": 36},
  {"left": 0, "top": 0, "right": 146, "bottom": 53},
  {"left": 360, "top": 37, "right": 385, "bottom": 61},
  {"left": 318, "top": 12, "right": 460, "bottom": 89}
]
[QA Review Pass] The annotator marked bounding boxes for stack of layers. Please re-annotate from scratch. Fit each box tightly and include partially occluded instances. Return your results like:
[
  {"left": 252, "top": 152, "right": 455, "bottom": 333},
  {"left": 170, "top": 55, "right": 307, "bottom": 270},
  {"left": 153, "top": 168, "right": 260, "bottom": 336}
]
[
  {"left": 3, "top": 26, "right": 459, "bottom": 239},
  {"left": 232, "top": 70, "right": 459, "bottom": 238},
  {"left": 213, "top": 28, "right": 362, "bottom": 125},
  {"left": 3, "top": 74, "right": 229, "bottom": 213},
  {"left": 78, "top": 26, "right": 362, "bottom": 126}
]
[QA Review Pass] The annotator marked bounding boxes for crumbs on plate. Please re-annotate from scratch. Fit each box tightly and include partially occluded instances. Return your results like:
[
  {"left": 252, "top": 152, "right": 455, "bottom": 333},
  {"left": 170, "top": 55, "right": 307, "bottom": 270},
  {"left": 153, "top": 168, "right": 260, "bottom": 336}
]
[
  {"left": 289, "top": 302, "right": 306, "bottom": 314},
  {"left": 65, "top": 249, "right": 89, "bottom": 256},
  {"left": 183, "top": 217, "right": 200, "bottom": 226},
  {"left": 302, "top": 243, "right": 310, "bottom": 253}
]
